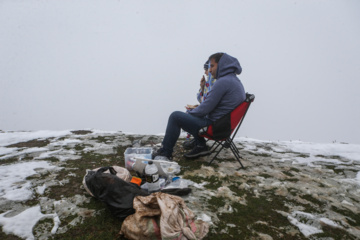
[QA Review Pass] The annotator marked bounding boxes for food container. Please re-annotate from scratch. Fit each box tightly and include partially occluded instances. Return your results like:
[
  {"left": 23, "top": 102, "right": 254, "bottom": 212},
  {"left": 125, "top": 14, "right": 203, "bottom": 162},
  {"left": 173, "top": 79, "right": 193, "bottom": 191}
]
[
  {"left": 124, "top": 147, "right": 153, "bottom": 170},
  {"left": 132, "top": 157, "right": 181, "bottom": 177}
]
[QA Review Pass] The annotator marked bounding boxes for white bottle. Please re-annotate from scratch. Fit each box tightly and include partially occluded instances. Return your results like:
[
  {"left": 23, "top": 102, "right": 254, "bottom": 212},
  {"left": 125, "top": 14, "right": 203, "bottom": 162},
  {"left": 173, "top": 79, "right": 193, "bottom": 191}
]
[{"left": 145, "top": 161, "right": 160, "bottom": 193}]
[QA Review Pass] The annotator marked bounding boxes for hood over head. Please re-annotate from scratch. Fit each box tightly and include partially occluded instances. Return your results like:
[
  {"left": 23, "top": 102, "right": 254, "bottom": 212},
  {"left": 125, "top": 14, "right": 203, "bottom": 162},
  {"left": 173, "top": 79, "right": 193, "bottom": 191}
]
[{"left": 215, "top": 53, "right": 242, "bottom": 79}]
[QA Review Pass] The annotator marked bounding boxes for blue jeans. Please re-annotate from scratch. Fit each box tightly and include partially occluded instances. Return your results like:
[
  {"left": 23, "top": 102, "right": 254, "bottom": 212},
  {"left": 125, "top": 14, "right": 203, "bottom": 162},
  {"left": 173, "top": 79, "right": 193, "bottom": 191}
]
[{"left": 162, "top": 111, "right": 213, "bottom": 156}]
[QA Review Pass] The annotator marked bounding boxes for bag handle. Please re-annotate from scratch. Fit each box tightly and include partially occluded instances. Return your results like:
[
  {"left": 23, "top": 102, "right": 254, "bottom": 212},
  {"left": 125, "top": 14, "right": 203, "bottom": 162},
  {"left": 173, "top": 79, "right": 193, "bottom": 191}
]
[{"left": 96, "top": 166, "right": 117, "bottom": 175}]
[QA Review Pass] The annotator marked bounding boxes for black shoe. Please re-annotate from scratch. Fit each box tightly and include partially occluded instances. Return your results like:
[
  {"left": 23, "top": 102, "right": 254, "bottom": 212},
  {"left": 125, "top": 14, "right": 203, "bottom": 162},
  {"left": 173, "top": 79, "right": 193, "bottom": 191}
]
[
  {"left": 184, "top": 145, "right": 211, "bottom": 159},
  {"left": 183, "top": 138, "right": 196, "bottom": 150},
  {"left": 152, "top": 148, "right": 172, "bottom": 160}
]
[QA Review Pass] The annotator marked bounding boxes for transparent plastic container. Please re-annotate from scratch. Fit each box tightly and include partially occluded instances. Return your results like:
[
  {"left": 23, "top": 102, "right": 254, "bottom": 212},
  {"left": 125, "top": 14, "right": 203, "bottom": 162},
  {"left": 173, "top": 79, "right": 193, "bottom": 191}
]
[
  {"left": 124, "top": 147, "right": 153, "bottom": 170},
  {"left": 132, "top": 157, "right": 181, "bottom": 177}
]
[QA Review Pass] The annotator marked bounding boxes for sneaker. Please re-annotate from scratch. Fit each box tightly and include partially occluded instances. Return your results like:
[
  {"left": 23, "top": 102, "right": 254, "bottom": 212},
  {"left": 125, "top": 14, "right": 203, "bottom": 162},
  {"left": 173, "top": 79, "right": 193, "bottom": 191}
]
[
  {"left": 152, "top": 148, "right": 163, "bottom": 159},
  {"left": 184, "top": 145, "right": 211, "bottom": 159},
  {"left": 183, "top": 138, "right": 196, "bottom": 150},
  {"left": 152, "top": 148, "right": 172, "bottom": 160}
]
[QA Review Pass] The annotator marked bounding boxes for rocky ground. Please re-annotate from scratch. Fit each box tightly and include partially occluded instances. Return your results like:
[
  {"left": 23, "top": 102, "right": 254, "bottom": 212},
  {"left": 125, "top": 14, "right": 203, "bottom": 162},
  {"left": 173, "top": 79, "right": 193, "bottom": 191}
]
[{"left": 0, "top": 130, "right": 359, "bottom": 240}]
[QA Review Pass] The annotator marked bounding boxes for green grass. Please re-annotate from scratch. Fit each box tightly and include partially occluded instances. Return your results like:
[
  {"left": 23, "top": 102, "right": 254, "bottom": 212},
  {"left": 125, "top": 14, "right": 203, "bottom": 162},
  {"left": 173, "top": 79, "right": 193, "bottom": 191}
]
[
  {"left": 91, "top": 136, "right": 116, "bottom": 143},
  {"left": 206, "top": 192, "right": 307, "bottom": 240},
  {"left": 315, "top": 154, "right": 342, "bottom": 160},
  {"left": 324, "top": 165, "right": 345, "bottom": 174},
  {"left": 282, "top": 171, "right": 294, "bottom": 177},
  {"left": 5, "top": 139, "right": 51, "bottom": 148},
  {"left": 0, "top": 231, "right": 22, "bottom": 240},
  {"left": 259, "top": 173, "right": 272, "bottom": 178},
  {"left": 71, "top": 130, "right": 93, "bottom": 135},
  {"left": 0, "top": 157, "right": 19, "bottom": 166},
  {"left": 312, "top": 225, "right": 357, "bottom": 239},
  {"left": 300, "top": 194, "right": 326, "bottom": 209},
  {"left": 331, "top": 206, "right": 360, "bottom": 227},
  {"left": 47, "top": 151, "right": 124, "bottom": 200},
  {"left": 246, "top": 151, "right": 272, "bottom": 157}
]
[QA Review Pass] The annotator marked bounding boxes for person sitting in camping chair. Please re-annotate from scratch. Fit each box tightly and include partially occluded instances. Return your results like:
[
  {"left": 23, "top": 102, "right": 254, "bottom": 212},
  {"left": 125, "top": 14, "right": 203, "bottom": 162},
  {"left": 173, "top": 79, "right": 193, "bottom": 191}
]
[
  {"left": 183, "top": 59, "right": 217, "bottom": 150},
  {"left": 153, "top": 52, "right": 246, "bottom": 160}
]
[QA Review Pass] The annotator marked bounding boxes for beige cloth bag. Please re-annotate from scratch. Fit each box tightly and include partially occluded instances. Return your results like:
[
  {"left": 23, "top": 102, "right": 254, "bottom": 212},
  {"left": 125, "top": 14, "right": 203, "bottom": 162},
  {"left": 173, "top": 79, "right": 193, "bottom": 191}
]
[{"left": 120, "top": 192, "right": 209, "bottom": 240}]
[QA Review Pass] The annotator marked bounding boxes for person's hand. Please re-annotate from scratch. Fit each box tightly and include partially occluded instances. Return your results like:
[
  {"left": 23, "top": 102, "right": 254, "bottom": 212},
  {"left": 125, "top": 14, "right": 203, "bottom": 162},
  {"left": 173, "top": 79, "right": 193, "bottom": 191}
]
[
  {"left": 200, "top": 75, "right": 205, "bottom": 91},
  {"left": 185, "top": 104, "right": 198, "bottom": 110}
]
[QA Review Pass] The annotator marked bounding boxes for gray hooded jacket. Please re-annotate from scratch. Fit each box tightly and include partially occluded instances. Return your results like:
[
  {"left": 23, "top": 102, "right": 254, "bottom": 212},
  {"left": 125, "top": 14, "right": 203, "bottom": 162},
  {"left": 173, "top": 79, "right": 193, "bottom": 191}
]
[{"left": 188, "top": 53, "right": 245, "bottom": 122}]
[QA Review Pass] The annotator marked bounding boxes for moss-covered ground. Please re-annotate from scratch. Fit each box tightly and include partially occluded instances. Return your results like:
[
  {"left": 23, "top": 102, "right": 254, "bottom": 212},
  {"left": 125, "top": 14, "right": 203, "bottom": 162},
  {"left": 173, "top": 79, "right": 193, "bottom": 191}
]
[{"left": 0, "top": 133, "right": 359, "bottom": 240}]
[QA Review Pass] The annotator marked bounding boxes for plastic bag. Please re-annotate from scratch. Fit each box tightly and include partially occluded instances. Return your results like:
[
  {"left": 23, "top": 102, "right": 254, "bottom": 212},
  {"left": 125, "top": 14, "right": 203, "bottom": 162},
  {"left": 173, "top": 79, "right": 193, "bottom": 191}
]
[
  {"left": 120, "top": 192, "right": 209, "bottom": 240},
  {"left": 163, "top": 177, "right": 193, "bottom": 189}
]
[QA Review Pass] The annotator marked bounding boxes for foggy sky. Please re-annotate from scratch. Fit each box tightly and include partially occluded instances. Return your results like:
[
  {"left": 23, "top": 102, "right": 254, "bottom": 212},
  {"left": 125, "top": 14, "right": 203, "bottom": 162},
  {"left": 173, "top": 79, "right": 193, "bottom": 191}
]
[{"left": 1, "top": 0, "right": 360, "bottom": 144}]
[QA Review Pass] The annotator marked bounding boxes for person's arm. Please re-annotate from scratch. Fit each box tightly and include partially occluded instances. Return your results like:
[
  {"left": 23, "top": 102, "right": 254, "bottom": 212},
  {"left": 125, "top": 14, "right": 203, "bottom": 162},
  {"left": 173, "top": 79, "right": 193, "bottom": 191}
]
[
  {"left": 196, "top": 75, "right": 206, "bottom": 103},
  {"left": 188, "top": 81, "right": 226, "bottom": 117}
]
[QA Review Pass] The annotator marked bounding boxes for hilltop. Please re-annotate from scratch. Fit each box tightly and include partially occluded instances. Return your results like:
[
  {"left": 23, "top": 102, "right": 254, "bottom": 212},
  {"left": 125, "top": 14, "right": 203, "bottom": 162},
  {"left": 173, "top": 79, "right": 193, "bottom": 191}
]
[{"left": 0, "top": 130, "right": 359, "bottom": 240}]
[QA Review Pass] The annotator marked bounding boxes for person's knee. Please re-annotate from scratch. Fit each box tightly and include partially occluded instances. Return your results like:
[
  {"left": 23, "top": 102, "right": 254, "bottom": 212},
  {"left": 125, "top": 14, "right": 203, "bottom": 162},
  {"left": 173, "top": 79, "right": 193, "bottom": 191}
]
[{"left": 169, "top": 111, "right": 184, "bottom": 121}]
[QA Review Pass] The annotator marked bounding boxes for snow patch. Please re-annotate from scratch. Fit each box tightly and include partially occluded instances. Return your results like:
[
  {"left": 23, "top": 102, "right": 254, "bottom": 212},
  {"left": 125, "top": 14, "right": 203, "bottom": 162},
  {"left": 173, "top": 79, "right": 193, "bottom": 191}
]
[
  {"left": 0, "top": 147, "right": 48, "bottom": 160},
  {"left": 197, "top": 213, "right": 212, "bottom": 224},
  {"left": 287, "top": 211, "right": 342, "bottom": 237},
  {"left": 0, "top": 205, "right": 59, "bottom": 240},
  {"left": 0, "top": 161, "right": 56, "bottom": 201},
  {"left": 0, "top": 130, "right": 72, "bottom": 147},
  {"left": 36, "top": 184, "right": 46, "bottom": 195},
  {"left": 288, "top": 215, "right": 322, "bottom": 237}
]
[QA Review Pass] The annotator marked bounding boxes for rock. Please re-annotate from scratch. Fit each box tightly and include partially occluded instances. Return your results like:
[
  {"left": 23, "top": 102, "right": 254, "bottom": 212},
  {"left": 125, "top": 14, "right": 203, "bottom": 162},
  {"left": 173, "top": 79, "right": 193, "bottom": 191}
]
[{"left": 258, "top": 233, "right": 273, "bottom": 240}]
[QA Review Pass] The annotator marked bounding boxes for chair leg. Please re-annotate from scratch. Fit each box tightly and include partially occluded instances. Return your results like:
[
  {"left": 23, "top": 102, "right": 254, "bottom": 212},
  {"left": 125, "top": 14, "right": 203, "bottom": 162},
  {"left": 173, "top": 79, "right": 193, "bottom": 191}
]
[
  {"left": 229, "top": 141, "right": 244, "bottom": 168},
  {"left": 208, "top": 141, "right": 217, "bottom": 151},
  {"left": 230, "top": 141, "right": 241, "bottom": 158},
  {"left": 208, "top": 142, "right": 225, "bottom": 166},
  {"left": 210, "top": 141, "right": 222, "bottom": 153},
  {"left": 207, "top": 140, "right": 244, "bottom": 168}
]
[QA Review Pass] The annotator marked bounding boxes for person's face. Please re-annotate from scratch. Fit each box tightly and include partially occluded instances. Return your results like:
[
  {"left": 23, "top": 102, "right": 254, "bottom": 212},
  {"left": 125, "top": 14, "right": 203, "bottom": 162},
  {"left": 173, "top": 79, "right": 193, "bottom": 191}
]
[
  {"left": 204, "top": 68, "right": 209, "bottom": 76},
  {"left": 209, "top": 58, "right": 218, "bottom": 78}
]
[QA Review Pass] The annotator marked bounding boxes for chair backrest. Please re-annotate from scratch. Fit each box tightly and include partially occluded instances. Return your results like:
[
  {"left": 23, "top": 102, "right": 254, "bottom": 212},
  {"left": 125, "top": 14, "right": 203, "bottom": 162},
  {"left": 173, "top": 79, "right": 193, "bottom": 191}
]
[{"left": 200, "top": 93, "right": 254, "bottom": 140}]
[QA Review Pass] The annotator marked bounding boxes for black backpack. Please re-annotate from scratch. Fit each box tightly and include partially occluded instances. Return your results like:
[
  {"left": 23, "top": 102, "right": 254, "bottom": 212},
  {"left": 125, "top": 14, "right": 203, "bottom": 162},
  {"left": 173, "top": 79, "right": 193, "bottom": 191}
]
[{"left": 85, "top": 166, "right": 149, "bottom": 220}]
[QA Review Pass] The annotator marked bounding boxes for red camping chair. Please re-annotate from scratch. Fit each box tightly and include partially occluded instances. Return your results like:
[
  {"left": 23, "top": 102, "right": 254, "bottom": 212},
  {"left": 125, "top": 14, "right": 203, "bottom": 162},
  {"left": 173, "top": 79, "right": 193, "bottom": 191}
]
[{"left": 199, "top": 93, "right": 255, "bottom": 168}]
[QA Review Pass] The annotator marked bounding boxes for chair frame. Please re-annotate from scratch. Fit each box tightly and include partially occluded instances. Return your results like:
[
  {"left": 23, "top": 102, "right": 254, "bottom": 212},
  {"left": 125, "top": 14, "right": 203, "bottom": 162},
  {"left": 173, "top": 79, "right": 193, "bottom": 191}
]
[{"left": 200, "top": 93, "right": 255, "bottom": 168}]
